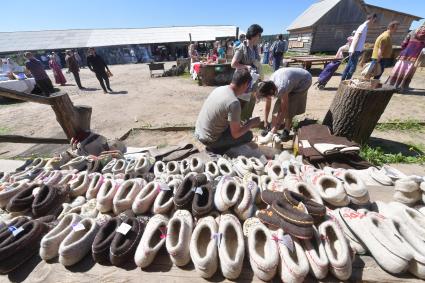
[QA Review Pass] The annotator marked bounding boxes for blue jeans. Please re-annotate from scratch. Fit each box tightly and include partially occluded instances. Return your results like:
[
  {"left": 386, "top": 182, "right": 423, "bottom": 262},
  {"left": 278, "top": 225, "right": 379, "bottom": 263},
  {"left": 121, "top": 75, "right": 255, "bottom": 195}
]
[
  {"left": 341, "top": 51, "right": 361, "bottom": 81},
  {"left": 273, "top": 53, "right": 283, "bottom": 71},
  {"left": 262, "top": 51, "right": 269, "bottom": 64},
  {"left": 372, "top": 58, "right": 393, "bottom": 79}
]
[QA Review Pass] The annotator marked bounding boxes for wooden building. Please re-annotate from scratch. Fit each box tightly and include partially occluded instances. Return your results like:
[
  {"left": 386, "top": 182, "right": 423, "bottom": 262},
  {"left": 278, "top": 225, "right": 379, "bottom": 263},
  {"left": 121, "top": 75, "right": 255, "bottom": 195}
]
[{"left": 287, "top": 0, "right": 422, "bottom": 54}]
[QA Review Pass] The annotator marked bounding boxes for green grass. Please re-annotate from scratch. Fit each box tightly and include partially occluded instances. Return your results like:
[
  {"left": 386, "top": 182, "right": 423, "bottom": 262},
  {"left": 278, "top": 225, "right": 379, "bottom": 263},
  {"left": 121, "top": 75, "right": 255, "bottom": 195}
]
[
  {"left": 0, "top": 127, "right": 10, "bottom": 135},
  {"left": 360, "top": 144, "right": 425, "bottom": 166},
  {"left": 375, "top": 119, "right": 424, "bottom": 132},
  {"left": 313, "top": 52, "right": 329, "bottom": 57},
  {"left": 262, "top": 64, "right": 274, "bottom": 76},
  {"left": 181, "top": 71, "right": 192, "bottom": 79}
]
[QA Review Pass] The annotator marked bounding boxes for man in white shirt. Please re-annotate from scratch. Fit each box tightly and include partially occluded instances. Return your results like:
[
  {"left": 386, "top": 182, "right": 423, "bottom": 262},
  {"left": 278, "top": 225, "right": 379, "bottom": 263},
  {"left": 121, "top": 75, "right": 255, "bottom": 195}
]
[{"left": 341, "top": 13, "right": 378, "bottom": 81}]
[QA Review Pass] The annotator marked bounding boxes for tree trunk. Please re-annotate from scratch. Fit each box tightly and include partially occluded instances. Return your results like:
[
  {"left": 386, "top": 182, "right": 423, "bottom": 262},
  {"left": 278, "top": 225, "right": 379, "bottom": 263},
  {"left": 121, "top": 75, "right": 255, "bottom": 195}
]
[{"left": 323, "top": 81, "right": 396, "bottom": 144}]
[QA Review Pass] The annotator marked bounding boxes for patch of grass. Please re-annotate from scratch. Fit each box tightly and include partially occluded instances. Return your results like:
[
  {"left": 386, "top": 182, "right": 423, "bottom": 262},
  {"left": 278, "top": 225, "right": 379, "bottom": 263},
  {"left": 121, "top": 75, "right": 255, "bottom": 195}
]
[
  {"left": 180, "top": 71, "right": 191, "bottom": 79},
  {"left": 313, "top": 52, "right": 329, "bottom": 57},
  {"left": 157, "top": 142, "right": 169, "bottom": 149},
  {"left": 262, "top": 64, "right": 274, "bottom": 76},
  {"left": 285, "top": 51, "right": 305, "bottom": 57},
  {"left": 0, "top": 127, "right": 10, "bottom": 135},
  {"left": 360, "top": 144, "right": 425, "bottom": 166},
  {"left": 375, "top": 119, "right": 424, "bottom": 132}
]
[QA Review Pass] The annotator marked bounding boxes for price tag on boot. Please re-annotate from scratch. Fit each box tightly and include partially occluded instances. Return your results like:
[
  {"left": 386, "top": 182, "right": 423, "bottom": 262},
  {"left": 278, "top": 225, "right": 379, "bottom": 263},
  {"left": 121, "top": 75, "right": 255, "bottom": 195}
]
[
  {"left": 281, "top": 234, "right": 294, "bottom": 252},
  {"left": 194, "top": 187, "right": 203, "bottom": 195},
  {"left": 116, "top": 222, "right": 132, "bottom": 235},
  {"left": 9, "top": 226, "right": 24, "bottom": 237},
  {"left": 72, "top": 222, "right": 86, "bottom": 232}
]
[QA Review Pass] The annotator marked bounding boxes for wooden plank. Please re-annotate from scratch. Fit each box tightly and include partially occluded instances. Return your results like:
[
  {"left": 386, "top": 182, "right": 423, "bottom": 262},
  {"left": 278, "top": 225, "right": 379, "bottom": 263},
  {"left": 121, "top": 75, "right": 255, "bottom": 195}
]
[
  {"left": 0, "top": 86, "right": 51, "bottom": 105},
  {"left": 0, "top": 135, "right": 68, "bottom": 144},
  {"left": 0, "top": 248, "right": 422, "bottom": 283}
]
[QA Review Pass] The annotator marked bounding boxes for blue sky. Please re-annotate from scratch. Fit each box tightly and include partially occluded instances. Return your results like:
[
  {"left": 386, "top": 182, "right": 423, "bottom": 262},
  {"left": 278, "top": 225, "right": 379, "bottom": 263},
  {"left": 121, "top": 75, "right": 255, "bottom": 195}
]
[{"left": 1, "top": 0, "right": 423, "bottom": 34}]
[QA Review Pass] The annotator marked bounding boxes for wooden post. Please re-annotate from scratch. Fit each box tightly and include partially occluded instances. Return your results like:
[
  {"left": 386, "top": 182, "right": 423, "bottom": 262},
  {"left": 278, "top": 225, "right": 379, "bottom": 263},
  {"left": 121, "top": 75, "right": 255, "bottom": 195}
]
[
  {"left": 323, "top": 81, "right": 396, "bottom": 144},
  {"left": 0, "top": 87, "right": 91, "bottom": 140}
]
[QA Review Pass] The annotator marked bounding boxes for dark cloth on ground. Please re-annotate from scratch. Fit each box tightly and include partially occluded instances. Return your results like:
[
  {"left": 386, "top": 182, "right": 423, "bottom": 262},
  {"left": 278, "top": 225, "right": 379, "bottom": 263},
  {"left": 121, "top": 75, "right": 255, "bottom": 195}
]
[{"left": 297, "top": 124, "right": 371, "bottom": 169}]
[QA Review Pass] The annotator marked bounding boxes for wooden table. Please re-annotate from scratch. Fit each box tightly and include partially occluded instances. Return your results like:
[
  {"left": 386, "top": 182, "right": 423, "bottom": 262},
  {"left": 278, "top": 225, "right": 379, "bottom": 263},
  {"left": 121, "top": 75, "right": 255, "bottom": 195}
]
[
  {"left": 289, "top": 56, "right": 340, "bottom": 70},
  {"left": 198, "top": 63, "right": 234, "bottom": 86}
]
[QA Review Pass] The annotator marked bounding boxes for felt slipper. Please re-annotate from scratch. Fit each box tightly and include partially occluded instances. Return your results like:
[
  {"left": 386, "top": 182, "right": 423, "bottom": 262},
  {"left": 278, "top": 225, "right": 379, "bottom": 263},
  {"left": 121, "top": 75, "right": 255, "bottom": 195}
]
[{"left": 166, "top": 210, "right": 193, "bottom": 266}]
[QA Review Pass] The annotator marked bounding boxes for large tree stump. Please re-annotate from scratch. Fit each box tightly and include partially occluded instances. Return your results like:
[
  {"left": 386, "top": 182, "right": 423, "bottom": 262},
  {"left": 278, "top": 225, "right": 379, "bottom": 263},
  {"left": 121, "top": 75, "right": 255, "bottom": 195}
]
[{"left": 323, "top": 81, "right": 396, "bottom": 144}]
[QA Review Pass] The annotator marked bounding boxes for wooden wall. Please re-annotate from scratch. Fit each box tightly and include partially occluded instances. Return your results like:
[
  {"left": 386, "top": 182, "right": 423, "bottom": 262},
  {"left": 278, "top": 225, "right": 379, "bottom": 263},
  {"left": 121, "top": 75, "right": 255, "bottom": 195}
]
[
  {"left": 287, "top": 28, "right": 313, "bottom": 54},
  {"left": 287, "top": 0, "right": 420, "bottom": 54},
  {"left": 366, "top": 6, "right": 419, "bottom": 46},
  {"left": 310, "top": 0, "right": 365, "bottom": 53}
]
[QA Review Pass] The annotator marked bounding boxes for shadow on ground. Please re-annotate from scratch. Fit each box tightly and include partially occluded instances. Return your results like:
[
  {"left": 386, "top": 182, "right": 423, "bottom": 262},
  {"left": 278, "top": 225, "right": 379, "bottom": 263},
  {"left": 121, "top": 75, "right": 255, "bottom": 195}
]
[{"left": 368, "top": 137, "right": 424, "bottom": 156}]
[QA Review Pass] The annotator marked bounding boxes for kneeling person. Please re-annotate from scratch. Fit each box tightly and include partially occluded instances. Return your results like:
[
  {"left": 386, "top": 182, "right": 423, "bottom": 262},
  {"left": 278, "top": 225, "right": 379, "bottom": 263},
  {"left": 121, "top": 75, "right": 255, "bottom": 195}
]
[
  {"left": 257, "top": 67, "right": 312, "bottom": 142},
  {"left": 195, "top": 69, "right": 260, "bottom": 153}
]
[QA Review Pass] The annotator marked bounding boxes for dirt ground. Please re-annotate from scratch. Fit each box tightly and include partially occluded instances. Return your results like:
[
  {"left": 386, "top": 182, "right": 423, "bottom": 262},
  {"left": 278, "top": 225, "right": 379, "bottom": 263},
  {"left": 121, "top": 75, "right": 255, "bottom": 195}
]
[{"left": 0, "top": 62, "right": 424, "bottom": 158}]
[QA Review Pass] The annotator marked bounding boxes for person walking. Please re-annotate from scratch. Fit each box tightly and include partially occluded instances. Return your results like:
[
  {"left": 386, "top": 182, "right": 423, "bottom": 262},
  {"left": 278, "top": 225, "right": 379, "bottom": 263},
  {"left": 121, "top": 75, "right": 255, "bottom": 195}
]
[
  {"left": 387, "top": 23, "right": 425, "bottom": 92},
  {"left": 65, "top": 50, "right": 85, "bottom": 89},
  {"left": 74, "top": 50, "right": 83, "bottom": 68},
  {"left": 48, "top": 55, "right": 66, "bottom": 86},
  {"left": 270, "top": 35, "right": 288, "bottom": 71},
  {"left": 341, "top": 13, "right": 378, "bottom": 81},
  {"left": 24, "top": 52, "right": 54, "bottom": 96},
  {"left": 371, "top": 21, "right": 399, "bottom": 79},
  {"left": 51, "top": 52, "right": 62, "bottom": 68},
  {"left": 86, "top": 47, "right": 113, "bottom": 93}
]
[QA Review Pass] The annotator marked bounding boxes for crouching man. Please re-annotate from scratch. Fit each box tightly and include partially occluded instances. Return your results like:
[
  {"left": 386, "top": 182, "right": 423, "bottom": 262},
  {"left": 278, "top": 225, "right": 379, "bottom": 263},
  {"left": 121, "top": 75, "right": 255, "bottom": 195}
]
[
  {"left": 257, "top": 67, "right": 312, "bottom": 142},
  {"left": 195, "top": 69, "right": 260, "bottom": 153}
]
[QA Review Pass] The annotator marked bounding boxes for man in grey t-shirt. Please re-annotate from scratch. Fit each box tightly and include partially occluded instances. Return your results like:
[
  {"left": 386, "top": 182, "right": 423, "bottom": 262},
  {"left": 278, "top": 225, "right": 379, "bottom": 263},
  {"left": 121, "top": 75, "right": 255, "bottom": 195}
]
[
  {"left": 256, "top": 67, "right": 312, "bottom": 142},
  {"left": 195, "top": 69, "right": 260, "bottom": 153}
]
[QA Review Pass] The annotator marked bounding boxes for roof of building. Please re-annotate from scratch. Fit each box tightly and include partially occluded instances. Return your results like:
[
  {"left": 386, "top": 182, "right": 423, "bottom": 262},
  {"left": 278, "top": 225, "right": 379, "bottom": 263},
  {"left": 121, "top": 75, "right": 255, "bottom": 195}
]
[
  {"left": 287, "top": 0, "right": 341, "bottom": 31},
  {"left": 0, "top": 25, "right": 237, "bottom": 53},
  {"left": 287, "top": 0, "right": 422, "bottom": 31}
]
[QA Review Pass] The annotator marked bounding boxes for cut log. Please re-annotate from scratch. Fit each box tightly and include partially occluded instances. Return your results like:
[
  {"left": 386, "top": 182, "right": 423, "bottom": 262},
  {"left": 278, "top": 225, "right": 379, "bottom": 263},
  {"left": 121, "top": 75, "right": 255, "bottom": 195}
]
[
  {"left": 323, "top": 81, "right": 396, "bottom": 144},
  {"left": 0, "top": 87, "right": 92, "bottom": 140},
  {"left": 49, "top": 93, "right": 92, "bottom": 139}
]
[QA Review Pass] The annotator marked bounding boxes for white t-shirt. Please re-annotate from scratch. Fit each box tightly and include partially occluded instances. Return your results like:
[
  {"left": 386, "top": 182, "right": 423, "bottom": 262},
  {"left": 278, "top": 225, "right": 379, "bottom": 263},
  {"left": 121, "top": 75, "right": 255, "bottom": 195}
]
[{"left": 349, "top": 21, "right": 368, "bottom": 53}]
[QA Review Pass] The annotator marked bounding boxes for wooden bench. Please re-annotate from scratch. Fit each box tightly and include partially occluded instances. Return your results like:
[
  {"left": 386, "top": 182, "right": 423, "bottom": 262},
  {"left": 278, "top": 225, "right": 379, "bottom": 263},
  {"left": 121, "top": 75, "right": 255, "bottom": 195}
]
[
  {"left": 148, "top": 63, "right": 165, "bottom": 77},
  {"left": 289, "top": 56, "right": 339, "bottom": 70}
]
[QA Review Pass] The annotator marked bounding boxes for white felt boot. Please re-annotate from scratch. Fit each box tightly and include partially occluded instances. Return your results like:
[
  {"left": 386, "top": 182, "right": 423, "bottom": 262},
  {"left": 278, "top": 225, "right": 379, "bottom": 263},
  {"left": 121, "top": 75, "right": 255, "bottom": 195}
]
[
  {"left": 132, "top": 181, "right": 160, "bottom": 214},
  {"left": 319, "top": 220, "right": 352, "bottom": 280},
  {"left": 214, "top": 176, "right": 240, "bottom": 212},
  {"left": 166, "top": 210, "right": 193, "bottom": 266},
  {"left": 96, "top": 179, "right": 119, "bottom": 213},
  {"left": 242, "top": 217, "right": 279, "bottom": 281},
  {"left": 301, "top": 227, "right": 329, "bottom": 279},
  {"left": 190, "top": 216, "right": 219, "bottom": 278},
  {"left": 113, "top": 178, "right": 144, "bottom": 215},
  {"left": 218, "top": 214, "right": 245, "bottom": 280},
  {"left": 134, "top": 214, "right": 169, "bottom": 268}
]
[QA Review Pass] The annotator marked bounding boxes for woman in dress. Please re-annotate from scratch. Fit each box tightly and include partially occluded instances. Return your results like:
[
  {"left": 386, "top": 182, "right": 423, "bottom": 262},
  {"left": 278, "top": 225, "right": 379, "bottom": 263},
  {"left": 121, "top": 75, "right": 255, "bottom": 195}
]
[
  {"left": 387, "top": 24, "right": 425, "bottom": 91},
  {"left": 48, "top": 55, "right": 66, "bottom": 85}
]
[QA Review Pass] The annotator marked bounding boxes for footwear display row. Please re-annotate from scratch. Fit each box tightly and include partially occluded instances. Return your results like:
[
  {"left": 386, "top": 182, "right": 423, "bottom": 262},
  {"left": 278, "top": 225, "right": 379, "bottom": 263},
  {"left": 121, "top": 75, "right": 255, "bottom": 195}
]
[{"left": 0, "top": 152, "right": 424, "bottom": 281}]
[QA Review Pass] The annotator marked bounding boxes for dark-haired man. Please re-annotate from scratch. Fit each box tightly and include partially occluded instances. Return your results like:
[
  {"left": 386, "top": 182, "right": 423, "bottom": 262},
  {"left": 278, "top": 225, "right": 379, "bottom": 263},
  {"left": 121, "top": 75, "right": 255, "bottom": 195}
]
[
  {"left": 87, "top": 47, "right": 113, "bottom": 93},
  {"left": 341, "top": 13, "right": 379, "bottom": 81},
  {"left": 195, "top": 69, "right": 260, "bottom": 153},
  {"left": 256, "top": 67, "right": 312, "bottom": 143}
]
